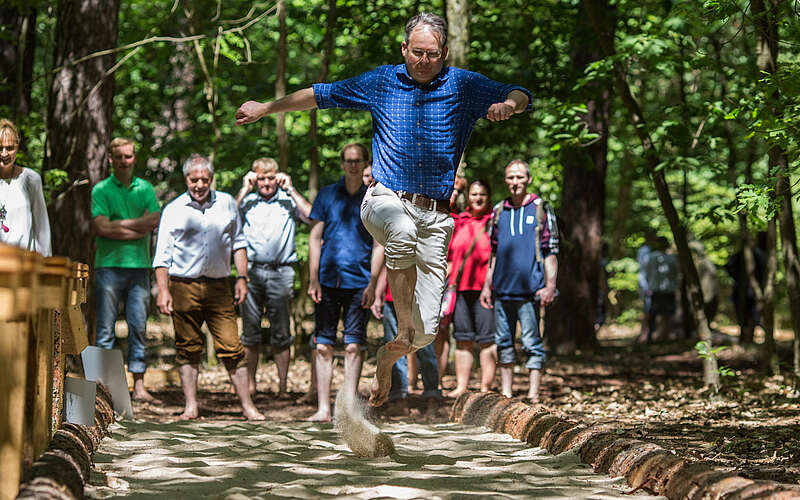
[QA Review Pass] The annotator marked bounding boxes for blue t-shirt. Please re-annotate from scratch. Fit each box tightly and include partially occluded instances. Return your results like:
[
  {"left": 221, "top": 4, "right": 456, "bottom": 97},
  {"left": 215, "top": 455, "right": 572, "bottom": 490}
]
[
  {"left": 314, "top": 64, "right": 532, "bottom": 200},
  {"left": 309, "top": 177, "right": 372, "bottom": 289}
]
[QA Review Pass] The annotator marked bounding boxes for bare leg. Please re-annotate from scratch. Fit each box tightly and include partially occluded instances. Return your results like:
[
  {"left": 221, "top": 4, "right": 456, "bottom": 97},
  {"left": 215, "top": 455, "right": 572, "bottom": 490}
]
[
  {"left": 369, "top": 345, "right": 408, "bottom": 407},
  {"left": 528, "top": 369, "right": 542, "bottom": 402},
  {"left": 407, "top": 353, "right": 419, "bottom": 392},
  {"left": 343, "top": 343, "right": 364, "bottom": 398},
  {"left": 448, "top": 340, "right": 474, "bottom": 398},
  {"left": 132, "top": 372, "right": 162, "bottom": 404},
  {"left": 179, "top": 363, "right": 200, "bottom": 419},
  {"left": 228, "top": 365, "right": 266, "bottom": 421},
  {"left": 299, "top": 350, "right": 318, "bottom": 404},
  {"left": 479, "top": 344, "right": 497, "bottom": 392},
  {"left": 307, "top": 344, "right": 333, "bottom": 422},
  {"left": 244, "top": 344, "right": 260, "bottom": 396},
  {"left": 434, "top": 326, "right": 449, "bottom": 390},
  {"left": 499, "top": 365, "right": 513, "bottom": 398},
  {"left": 274, "top": 345, "right": 291, "bottom": 396},
  {"left": 385, "top": 266, "right": 417, "bottom": 352}
]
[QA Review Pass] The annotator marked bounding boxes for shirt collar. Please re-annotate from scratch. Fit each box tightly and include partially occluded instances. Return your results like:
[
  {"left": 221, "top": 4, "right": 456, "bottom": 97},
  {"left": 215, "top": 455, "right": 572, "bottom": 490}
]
[
  {"left": 336, "top": 176, "right": 367, "bottom": 198},
  {"left": 110, "top": 174, "right": 140, "bottom": 190},
  {"left": 186, "top": 190, "right": 217, "bottom": 212},
  {"left": 394, "top": 63, "right": 450, "bottom": 89}
]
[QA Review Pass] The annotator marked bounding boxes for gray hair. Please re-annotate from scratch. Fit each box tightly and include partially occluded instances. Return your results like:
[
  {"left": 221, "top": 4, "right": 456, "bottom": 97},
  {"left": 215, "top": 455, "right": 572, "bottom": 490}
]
[
  {"left": 505, "top": 159, "right": 531, "bottom": 178},
  {"left": 182, "top": 153, "right": 214, "bottom": 177},
  {"left": 405, "top": 12, "right": 447, "bottom": 49}
]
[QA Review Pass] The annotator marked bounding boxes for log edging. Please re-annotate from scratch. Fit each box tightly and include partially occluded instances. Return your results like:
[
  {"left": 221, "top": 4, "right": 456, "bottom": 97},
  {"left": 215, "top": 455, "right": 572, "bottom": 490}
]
[
  {"left": 16, "top": 382, "right": 115, "bottom": 499},
  {"left": 450, "top": 392, "right": 800, "bottom": 500}
]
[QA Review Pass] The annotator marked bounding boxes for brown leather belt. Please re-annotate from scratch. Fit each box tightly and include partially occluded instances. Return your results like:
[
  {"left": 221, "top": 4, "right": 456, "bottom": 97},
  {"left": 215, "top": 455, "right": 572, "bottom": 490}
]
[{"left": 395, "top": 190, "right": 451, "bottom": 214}]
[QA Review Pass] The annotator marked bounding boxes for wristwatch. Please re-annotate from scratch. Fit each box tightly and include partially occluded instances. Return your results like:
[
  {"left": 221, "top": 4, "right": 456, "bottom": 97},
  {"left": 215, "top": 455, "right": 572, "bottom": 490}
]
[{"left": 237, "top": 275, "right": 250, "bottom": 283}]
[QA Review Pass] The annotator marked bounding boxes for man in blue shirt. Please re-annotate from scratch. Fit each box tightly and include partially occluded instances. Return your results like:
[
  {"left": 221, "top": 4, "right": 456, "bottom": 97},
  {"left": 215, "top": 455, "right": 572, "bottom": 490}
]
[
  {"left": 306, "top": 143, "right": 382, "bottom": 422},
  {"left": 236, "top": 12, "right": 530, "bottom": 407},
  {"left": 479, "top": 160, "right": 559, "bottom": 402}
]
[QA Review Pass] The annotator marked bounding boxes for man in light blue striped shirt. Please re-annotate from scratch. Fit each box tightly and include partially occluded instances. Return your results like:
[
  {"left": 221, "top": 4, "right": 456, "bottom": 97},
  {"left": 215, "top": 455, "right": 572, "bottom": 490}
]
[{"left": 235, "top": 12, "right": 530, "bottom": 407}]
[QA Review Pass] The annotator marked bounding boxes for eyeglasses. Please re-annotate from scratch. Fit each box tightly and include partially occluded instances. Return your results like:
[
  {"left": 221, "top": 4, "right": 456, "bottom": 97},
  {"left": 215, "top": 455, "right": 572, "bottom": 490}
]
[
  {"left": 342, "top": 159, "right": 366, "bottom": 165},
  {"left": 410, "top": 49, "right": 442, "bottom": 61}
]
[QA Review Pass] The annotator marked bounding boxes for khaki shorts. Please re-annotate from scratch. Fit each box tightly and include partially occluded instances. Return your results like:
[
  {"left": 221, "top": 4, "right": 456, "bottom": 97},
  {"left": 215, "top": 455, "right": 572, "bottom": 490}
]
[
  {"left": 360, "top": 182, "right": 453, "bottom": 349},
  {"left": 169, "top": 277, "right": 245, "bottom": 370}
]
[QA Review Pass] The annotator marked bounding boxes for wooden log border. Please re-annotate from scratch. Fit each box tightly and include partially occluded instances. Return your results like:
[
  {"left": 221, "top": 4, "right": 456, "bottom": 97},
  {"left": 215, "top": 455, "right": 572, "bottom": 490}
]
[
  {"left": 16, "top": 383, "right": 115, "bottom": 500},
  {"left": 450, "top": 392, "right": 800, "bottom": 499}
]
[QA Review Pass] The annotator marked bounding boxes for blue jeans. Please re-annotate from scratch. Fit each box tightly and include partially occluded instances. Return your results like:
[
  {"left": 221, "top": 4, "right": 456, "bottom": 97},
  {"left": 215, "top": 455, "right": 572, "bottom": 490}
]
[
  {"left": 313, "top": 287, "right": 369, "bottom": 345},
  {"left": 94, "top": 268, "right": 150, "bottom": 374},
  {"left": 382, "top": 302, "right": 441, "bottom": 400},
  {"left": 494, "top": 299, "right": 545, "bottom": 370}
]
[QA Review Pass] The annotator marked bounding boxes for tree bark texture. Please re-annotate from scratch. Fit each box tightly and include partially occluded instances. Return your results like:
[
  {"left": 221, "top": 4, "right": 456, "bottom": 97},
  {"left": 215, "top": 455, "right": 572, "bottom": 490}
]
[
  {"left": 583, "top": 0, "right": 719, "bottom": 388},
  {"left": 307, "top": 0, "right": 337, "bottom": 200},
  {"left": 446, "top": 0, "right": 469, "bottom": 69},
  {"left": 46, "top": 0, "right": 119, "bottom": 263},
  {"left": 0, "top": 5, "right": 36, "bottom": 119},
  {"left": 751, "top": 0, "right": 800, "bottom": 375},
  {"left": 548, "top": 0, "right": 613, "bottom": 352},
  {"left": 276, "top": 0, "right": 288, "bottom": 172}
]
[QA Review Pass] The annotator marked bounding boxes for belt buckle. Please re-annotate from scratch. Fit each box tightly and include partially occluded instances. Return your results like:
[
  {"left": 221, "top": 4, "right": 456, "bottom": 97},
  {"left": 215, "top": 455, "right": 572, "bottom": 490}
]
[{"left": 411, "top": 193, "right": 419, "bottom": 206}]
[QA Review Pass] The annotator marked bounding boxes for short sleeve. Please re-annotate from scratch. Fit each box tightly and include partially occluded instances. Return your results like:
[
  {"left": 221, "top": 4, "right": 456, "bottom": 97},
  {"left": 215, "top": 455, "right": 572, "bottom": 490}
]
[
  {"left": 91, "top": 183, "right": 110, "bottom": 218},
  {"left": 313, "top": 69, "right": 376, "bottom": 111},
  {"left": 309, "top": 188, "right": 329, "bottom": 223}
]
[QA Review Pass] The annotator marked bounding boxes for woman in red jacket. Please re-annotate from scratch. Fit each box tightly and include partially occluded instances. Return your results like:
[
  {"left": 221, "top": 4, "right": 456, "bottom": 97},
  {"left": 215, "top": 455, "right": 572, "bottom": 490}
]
[{"left": 444, "top": 179, "right": 496, "bottom": 398}]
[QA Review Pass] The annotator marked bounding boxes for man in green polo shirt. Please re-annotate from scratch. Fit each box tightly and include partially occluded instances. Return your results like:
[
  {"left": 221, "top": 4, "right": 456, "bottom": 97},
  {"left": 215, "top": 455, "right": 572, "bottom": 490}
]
[{"left": 92, "top": 138, "right": 162, "bottom": 403}]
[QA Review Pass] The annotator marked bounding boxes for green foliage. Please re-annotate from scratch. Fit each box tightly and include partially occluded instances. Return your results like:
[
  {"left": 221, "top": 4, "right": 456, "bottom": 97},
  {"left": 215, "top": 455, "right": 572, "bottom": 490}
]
[{"left": 695, "top": 341, "right": 735, "bottom": 378}]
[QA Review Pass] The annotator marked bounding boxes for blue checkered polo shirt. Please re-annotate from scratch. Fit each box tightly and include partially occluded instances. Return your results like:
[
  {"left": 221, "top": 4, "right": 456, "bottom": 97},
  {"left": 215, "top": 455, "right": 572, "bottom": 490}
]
[{"left": 313, "top": 64, "right": 532, "bottom": 201}]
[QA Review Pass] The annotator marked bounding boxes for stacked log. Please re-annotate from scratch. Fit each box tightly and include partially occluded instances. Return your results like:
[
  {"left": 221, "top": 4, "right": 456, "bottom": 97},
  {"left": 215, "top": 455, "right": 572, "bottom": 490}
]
[{"left": 451, "top": 392, "right": 800, "bottom": 499}]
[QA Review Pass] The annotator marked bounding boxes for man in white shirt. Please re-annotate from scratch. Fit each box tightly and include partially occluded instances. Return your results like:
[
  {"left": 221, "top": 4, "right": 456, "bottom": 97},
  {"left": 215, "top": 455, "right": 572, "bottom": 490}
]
[{"left": 153, "top": 154, "right": 264, "bottom": 421}]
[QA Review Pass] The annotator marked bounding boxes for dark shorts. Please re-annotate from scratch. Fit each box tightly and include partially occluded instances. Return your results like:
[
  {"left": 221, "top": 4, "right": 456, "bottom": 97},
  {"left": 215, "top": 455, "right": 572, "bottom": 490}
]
[
  {"left": 313, "top": 286, "right": 369, "bottom": 345},
  {"left": 453, "top": 290, "right": 495, "bottom": 345},
  {"left": 650, "top": 291, "right": 676, "bottom": 315}
]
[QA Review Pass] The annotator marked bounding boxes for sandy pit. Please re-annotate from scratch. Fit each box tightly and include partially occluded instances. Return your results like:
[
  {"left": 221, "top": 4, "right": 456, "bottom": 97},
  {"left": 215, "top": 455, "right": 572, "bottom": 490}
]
[{"left": 86, "top": 418, "right": 666, "bottom": 499}]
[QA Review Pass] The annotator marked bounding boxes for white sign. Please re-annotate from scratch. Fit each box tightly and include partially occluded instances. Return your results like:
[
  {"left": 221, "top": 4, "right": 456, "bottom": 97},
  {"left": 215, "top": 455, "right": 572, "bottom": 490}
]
[{"left": 81, "top": 346, "right": 134, "bottom": 418}]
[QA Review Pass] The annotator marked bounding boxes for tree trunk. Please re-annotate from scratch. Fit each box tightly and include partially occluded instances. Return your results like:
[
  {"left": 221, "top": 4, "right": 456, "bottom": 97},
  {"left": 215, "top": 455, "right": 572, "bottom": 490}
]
[
  {"left": 548, "top": 0, "right": 613, "bottom": 352},
  {"left": 583, "top": 0, "right": 719, "bottom": 389},
  {"left": 307, "top": 0, "right": 337, "bottom": 200},
  {"left": 446, "top": 0, "right": 469, "bottom": 69},
  {"left": 46, "top": 0, "right": 120, "bottom": 263},
  {"left": 609, "top": 151, "right": 635, "bottom": 260},
  {"left": 276, "top": 0, "right": 288, "bottom": 172},
  {"left": 751, "top": 0, "right": 800, "bottom": 375},
  {"left": 0, "top": 5, "right": 36, "bottom": 119}
]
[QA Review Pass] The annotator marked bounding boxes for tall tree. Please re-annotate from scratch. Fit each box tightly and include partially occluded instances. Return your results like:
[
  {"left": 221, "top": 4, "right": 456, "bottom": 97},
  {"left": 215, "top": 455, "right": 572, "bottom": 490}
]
[
  {"left": 46, "top": 0, "right": 120, "bottom": 263},
  {"left": 446, "top": 0, "right": 468, "bottom": 69},
  {"left": 0, "top": 3, "right": 37, "bottom": 119},
  {"left": 583, "top": 0, "right": 720, "bottom": 388},
  {"left": 275, "top": 0, "right": 288, "bottom": 171},
  {"left": 751, "top": 0, "right": 800, "bottom": 374},
  {"left": 548, "top": 1, "right": 614, "bottom": 351}
]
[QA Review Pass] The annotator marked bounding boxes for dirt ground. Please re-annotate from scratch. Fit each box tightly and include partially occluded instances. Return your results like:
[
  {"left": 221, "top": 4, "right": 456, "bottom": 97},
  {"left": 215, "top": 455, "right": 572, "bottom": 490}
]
[{"left": 122, "top": 320, "right": 800, "bottom": 487}]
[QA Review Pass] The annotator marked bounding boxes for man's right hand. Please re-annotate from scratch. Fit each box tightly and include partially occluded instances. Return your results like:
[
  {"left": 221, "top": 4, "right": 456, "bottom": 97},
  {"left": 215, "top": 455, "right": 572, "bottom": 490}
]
[
  {"left": 479, "top": 286, "right": 493, "bottom": 309},
  {"left": 157, "top": 290, "right": 173, "bottom": 315},
  {"left": 370, "top": 296, "right": 384, "bottom": 320},
  {"left": 235, "top": 100, "right": 269, "bottom": 125},
  {"left": 308, "top": 279, "right": 322, "bottom": 304}
]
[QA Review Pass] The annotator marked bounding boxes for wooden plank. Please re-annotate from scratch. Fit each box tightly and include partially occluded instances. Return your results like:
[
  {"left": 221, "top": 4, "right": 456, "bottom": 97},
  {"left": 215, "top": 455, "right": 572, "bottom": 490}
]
[
  {"left": 0, "top": 319, "right": 29, "bottom": 500},
  {"left": 62, "top": 305, "right": 88, "bottom": 355},
  {"left": 51, "top": 309, "right": 64, "bottom": 435},
  {"left": 31, "top": 309, "right": 54, "bottom": 460}
]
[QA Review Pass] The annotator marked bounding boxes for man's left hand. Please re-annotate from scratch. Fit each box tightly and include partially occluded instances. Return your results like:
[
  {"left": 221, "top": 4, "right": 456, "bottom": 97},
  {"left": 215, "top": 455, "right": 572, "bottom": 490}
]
[
  {"left": 234, "top": 279, "right": 248, "bottom": 305},
  {"left": 535, "top": 286, "right": 557, "bottom": 307},
  {"left": 486, "top": 102, "right": 516, "bottom": 122}
]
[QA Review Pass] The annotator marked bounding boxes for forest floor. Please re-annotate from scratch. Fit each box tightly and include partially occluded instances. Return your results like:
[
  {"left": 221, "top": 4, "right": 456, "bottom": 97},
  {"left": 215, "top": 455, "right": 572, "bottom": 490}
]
[{"left": 122, "top": 319, "right": 800, "bottom": 486}]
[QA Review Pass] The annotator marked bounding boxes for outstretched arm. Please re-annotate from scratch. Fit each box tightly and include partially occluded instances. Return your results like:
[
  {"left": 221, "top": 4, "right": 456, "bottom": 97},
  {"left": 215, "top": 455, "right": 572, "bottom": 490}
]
[
  {"left": 235, "top": 87, "right": 317, "bottom": 125},
  {"left": 486, "top": 89, "right": 530, "bottom": 122}
]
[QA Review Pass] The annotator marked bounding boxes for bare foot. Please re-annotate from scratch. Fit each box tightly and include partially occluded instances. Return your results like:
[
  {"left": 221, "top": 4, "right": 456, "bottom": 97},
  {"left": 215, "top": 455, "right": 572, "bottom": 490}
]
[
  {"left": 369, "top": 366, "right": 391, "bottom": 407},
  {"left": 244, "top": 407, "right": 266, "bottom": 421},
  {"left": 132, "top": 391, "right": 163, "bottom": 405},
  {"left": 298, "top": 392, "right": 317, "bottom": 404},
  {"left": 304, "top": 410, "right": 331, "bottom": 422},
  {"left": 446, "top": 388, "right": 468, "bottom": 399},
  {"left": 276, "top": 390, "right": 292, "bottom": 401},
  {"left": 526, "top": 393, "right": 540, "bottom": 404},
  {"left": 179, "top": 406, "right": 199, "bottom": 420}
]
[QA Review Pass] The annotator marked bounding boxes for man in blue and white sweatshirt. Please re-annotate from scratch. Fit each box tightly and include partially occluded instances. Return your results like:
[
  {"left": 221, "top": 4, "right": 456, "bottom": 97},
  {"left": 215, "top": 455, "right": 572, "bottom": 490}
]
[{"left": 479, "top": 159, "right": 559, "bottom": 402}]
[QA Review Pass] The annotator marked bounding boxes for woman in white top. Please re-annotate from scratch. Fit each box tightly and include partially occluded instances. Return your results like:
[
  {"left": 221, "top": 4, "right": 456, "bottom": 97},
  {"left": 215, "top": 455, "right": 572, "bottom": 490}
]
[{"left": 0, "top": 119, "right": 51, "bottom": 256}]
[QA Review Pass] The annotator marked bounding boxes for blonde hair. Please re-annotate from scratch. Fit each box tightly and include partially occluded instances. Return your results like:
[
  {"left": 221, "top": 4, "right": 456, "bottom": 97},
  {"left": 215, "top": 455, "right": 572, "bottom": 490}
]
[
  {"left": 109, "top": 137, "right": 134, "bottom": 153},
  {"left": 0, "top": 119, "right": 20, "bottom": 146},
  {"left": 252, "top": 157, "right": 278, "bottom": 173}
]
